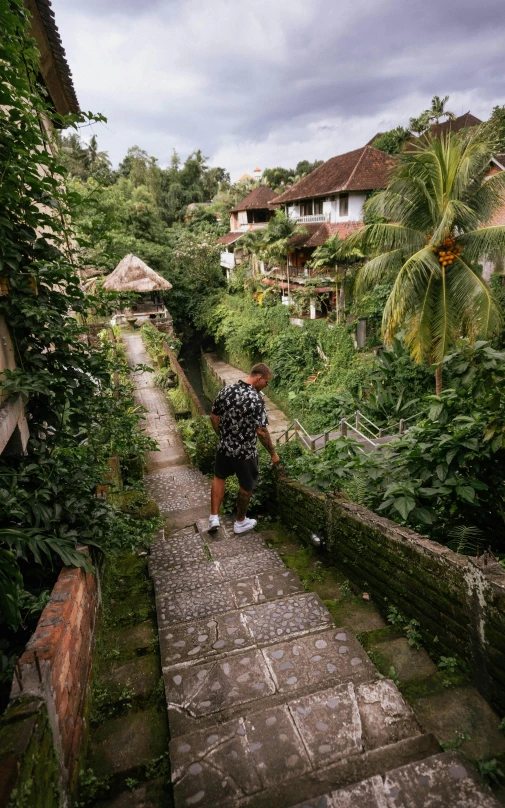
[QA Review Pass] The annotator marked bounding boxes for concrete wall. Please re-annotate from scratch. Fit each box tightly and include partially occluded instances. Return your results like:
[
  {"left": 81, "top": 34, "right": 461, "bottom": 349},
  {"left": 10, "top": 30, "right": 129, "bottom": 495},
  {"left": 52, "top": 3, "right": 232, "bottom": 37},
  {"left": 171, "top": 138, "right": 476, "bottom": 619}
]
[{"left": 274, "top": 468, "right": 505, "bottom": 715}]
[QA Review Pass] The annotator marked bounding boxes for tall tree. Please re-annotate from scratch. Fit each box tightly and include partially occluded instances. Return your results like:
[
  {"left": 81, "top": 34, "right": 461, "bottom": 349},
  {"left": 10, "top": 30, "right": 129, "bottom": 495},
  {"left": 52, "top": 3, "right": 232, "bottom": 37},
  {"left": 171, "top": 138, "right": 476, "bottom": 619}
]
[
  {"left": 428, "top": 94, "right": 456, "bottom": 125},
  {"left": 343, "top": 133, "right": 505, "bottom": 392}
]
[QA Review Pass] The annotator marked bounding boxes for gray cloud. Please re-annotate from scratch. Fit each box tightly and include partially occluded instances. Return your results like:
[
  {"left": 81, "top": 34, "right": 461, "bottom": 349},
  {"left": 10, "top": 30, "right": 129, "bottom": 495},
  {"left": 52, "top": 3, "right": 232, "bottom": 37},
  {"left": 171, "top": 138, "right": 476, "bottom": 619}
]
[{"left": 51, "top": 0, "right": 505, "bottom": 177}]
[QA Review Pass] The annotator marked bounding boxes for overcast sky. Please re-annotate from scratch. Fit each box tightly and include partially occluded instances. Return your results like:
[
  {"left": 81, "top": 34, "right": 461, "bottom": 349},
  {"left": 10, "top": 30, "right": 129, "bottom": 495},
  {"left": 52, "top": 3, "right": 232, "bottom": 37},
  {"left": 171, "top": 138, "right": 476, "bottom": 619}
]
[{"left": 51, "top": 0, "right": 504, "bottom": 181}]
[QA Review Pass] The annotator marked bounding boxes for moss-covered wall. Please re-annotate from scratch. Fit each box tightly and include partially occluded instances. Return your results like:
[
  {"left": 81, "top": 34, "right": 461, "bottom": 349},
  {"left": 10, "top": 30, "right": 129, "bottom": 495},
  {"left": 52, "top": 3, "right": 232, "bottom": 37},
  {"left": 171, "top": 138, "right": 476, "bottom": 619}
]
[
  {"left": 274, "top": 469, "right": 505, "bottom": 716},
  {"left": 162, "top": 340, "right": 204, "bottom": 418},
  {"left": 0, "top": 698, "right": 60, "bottom": 808},
  {"left": 201, "top": 352, "right": 223, "bottom": 403}
]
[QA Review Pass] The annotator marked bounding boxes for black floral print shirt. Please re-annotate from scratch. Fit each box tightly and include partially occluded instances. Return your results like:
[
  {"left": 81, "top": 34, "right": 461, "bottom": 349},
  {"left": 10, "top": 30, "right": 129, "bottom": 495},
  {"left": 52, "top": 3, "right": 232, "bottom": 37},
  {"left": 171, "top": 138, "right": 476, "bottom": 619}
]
[{"left": 211, "top": 380, "right": 268, "bottom": 459}]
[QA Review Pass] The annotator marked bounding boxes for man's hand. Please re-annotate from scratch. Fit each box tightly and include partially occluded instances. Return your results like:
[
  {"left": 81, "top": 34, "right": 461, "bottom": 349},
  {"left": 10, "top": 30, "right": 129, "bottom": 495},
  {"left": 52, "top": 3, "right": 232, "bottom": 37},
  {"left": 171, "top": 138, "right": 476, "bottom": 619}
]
[
  {"left": 270, "top": 451, "right": 280, "bottom": 465},
  {"left": 257, "top": 426, "right": 279, "bottom": 464}
]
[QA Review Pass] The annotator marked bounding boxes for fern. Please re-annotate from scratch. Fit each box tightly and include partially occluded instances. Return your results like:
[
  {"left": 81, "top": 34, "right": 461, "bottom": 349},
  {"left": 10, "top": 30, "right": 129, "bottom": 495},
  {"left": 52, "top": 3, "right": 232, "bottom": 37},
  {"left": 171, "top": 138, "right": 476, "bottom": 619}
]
[{"left": 446, "top": 525, "right": 484, "bottom": 556}]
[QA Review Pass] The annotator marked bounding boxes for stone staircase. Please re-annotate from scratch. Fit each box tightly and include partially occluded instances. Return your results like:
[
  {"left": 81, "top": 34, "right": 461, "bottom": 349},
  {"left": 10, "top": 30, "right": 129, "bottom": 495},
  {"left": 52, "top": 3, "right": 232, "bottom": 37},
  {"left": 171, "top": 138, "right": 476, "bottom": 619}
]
[
  {"left": 149, "top": 516, "right": 498, "bottom": 808},
  {"left": 125, "top": 331, "right": 499, "bottom": 808}
]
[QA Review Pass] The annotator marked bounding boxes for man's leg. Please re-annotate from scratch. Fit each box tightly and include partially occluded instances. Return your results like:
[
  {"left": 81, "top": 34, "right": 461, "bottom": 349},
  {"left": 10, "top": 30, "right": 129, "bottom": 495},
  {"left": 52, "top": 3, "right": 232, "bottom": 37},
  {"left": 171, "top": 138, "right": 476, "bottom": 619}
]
[
  {"left": 211, "top": 476, "right": 226, "bottom": 516},
  {"left": 236, "top": 486, "right": 252, "bottom": 521}
]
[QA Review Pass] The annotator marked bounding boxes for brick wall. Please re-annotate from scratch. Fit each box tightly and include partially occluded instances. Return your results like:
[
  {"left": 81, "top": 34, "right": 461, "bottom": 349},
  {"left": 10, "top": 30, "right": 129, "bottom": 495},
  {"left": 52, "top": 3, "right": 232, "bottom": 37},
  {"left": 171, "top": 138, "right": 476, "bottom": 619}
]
[
  {"left": 10, "top": 553, "right": 99, "bottom": 796},
  {"left": 274, "top": 469, "right": 505, "bottom": 715}
]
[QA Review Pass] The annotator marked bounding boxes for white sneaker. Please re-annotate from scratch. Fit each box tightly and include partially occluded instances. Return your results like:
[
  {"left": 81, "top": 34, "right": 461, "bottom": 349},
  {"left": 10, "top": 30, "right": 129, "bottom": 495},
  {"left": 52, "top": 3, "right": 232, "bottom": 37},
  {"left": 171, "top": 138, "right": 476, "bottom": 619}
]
[
  {"left": 208, "top": 515, "right": 220, "bottom": 532},
  {"left": 234, "top": 517, "right": 257, "bottom": 535}
]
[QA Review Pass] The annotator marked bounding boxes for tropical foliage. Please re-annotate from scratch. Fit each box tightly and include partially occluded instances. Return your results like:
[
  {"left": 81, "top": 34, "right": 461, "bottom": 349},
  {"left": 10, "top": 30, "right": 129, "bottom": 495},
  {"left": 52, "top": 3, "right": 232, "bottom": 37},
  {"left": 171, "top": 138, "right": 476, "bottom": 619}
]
[
  {"left": 344, "top": 133, "right": 505, "bottom": 389},
  {"left": 0, "top": 1, "right": 158, "bottom": 639}
]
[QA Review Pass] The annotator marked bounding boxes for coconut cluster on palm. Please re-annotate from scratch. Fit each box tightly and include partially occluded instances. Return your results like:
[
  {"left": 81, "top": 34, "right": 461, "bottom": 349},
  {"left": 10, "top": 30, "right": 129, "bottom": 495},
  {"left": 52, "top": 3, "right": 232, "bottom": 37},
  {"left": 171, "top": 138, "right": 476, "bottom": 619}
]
[{"left": 342, "top": 132, "right": 505, "bottom": 391}]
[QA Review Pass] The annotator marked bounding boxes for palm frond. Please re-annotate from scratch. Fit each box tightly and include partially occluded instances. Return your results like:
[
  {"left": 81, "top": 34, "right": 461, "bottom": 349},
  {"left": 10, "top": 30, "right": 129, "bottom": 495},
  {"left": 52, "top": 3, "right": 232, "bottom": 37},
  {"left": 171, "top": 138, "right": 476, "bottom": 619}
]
[
  {"left": 457, "top": 226, "right": 505, "bottom": 263},
  {"left": 341, "top": 223, "right": 425, "bottom": 256},
  {"left": 354, "top": 249, "right": 405, "bottom": 297},
  {"left": 382, "top": 247, "right": 440, "bottom": 350}
]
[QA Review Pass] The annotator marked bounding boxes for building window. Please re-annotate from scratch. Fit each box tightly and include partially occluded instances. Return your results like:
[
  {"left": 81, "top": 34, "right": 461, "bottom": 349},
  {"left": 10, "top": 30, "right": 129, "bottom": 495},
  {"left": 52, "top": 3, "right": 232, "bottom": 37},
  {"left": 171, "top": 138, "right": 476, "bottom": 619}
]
[
  {"left": 314, "top": 199, "right": 323, "bottom": 215},
  {"left": 300, "top": 200, "right": 313, "bottom": 216},
  {"left": 339, "top": 193, "right": 349, "bottom": 216}
]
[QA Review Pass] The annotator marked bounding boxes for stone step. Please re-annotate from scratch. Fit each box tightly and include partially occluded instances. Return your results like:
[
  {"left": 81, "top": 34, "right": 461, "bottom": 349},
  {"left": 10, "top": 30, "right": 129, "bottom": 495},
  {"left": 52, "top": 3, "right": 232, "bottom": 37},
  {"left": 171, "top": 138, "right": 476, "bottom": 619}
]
[
  {"left": 288, "top": 752, "right": 501, "bottom": 808},
  {"left": 163, "top": 626, "right": 375, "bottom": 737},
  {"left": 169, "top": 679, "right": 432, "bottom": 807}
]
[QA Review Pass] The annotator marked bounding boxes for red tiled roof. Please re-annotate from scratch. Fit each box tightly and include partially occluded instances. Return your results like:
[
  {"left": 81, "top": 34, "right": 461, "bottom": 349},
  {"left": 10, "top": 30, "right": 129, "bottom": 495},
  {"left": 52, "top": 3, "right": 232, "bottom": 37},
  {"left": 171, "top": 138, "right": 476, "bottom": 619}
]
[
  {"left": 288, "top": 221, "right": 363, "bottom": 250},
  {"left": 272, "top": 146, "right": 396, "bottom": 204},
  {"left": 217, "top": 231, "right": 244, "bottom": 246},
  {"left": 304, "top": 221, "right": 363, "bottom": 248},
  {"left": 230, "top": 186, "right": 279, "bottom": 212}
]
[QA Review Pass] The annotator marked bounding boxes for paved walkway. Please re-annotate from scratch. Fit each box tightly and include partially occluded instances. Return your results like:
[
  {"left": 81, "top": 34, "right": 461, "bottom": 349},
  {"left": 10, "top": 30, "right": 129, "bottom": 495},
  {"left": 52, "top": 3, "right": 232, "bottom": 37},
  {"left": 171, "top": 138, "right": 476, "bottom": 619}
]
[{"left": 124, "top": 331, "right": 499, "bottom": 808}]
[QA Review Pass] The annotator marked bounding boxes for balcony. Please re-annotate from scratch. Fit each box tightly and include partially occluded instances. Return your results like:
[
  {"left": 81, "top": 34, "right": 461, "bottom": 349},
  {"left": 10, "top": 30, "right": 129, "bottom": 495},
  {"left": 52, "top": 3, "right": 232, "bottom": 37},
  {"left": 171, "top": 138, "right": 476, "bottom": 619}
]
[
  {"left": 220, "top": 251, "right": 235, "bottom": 269},
  {"left": 294, "top": 213, "right": 330, "bottom": 224}
]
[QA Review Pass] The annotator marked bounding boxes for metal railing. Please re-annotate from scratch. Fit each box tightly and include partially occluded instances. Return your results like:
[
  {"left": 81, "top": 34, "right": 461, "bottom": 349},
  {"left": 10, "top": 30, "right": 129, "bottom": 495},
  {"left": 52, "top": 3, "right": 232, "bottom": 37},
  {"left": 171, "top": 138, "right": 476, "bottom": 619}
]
[
  {"left": 294, "top": 214, "right": 330, "bottom": 224},
  {"left": 276, "top": 409, "right": 422, "bottom": 453}
]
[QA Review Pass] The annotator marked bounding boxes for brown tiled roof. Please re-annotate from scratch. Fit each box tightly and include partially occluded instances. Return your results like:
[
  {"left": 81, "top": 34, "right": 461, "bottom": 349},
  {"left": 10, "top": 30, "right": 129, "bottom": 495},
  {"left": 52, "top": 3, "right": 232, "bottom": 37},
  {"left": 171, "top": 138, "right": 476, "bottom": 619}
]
[
  {"left": 304, "top": 221, "right": 363, "bottom": 248},
  {"left": 217, "top": 231, "right": 245, "bottom": 246},
  {"left": 272, "top": 146, "right": 396, "bottom": 204},
  {"left": 366, "top": 132, "right": 384, "bottom": 146},
  {"left": 430, "top": 112, "right": 482, "bottom": 137},
  {"left": 26, "top": 0, "right": 79, "bottom": 114},
  {"left": 230, "top": 186, "right": 279, "bottom": 213},
  {"left": 493, "top": 154, "right": 505, "bottom": 169},
  {"left": 288, "top": 221, "right": 363, "bottom": 250}
]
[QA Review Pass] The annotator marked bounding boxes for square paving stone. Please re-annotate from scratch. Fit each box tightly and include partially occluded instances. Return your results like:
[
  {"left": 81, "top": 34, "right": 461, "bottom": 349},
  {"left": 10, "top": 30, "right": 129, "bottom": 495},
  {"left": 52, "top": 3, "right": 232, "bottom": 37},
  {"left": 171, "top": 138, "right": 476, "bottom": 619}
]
[
  {"left": 230, "top": 569, "right": 305, "bottom": 608},
  {"left": 290, "top": 775, "right": 386, "bottom": 808},
  {"left": 244, "top": 593, "right": 332, "bottom": 645},
  {"left": 149, "top": 536, "right": 207, "bottom": 569},
  {"left": 382, "top": 752, "right": 501, "bottom": 808},
  {"left": 262, "top": 628, "right": 376, "bottom": 693},
  {"left": 218, "top": 549, "right": 285, "bottom": 580},
  {"left": 170, "top": 718, "right": 263, "bottom": 806},
  {"left": 164, "top": 651, "right": 276, "bottom": 735},
  {"left": 152, "top": 561, "right": 223, "bottom": 596},
  {"left": 288, "top": 683, "right": 363, "bottom": 767},
  {"left": 208, "top": 536, "right": 267, "bottom": 560},
  {"left": 243, "top": 704, "right": 311, "bottom": 788},
  {"left": 196, "top": 516, "right": 234, "bottom": 542},
  {"left": 159, "top": 611, "right": 253, "bottom": 669},
  {"left": 155, "top": 581, "right": 236, "bottom": 626},
  {"left": 355, "top": 679, "right": 421, "bottom": 750},
  {"left": 257, "top": 569, "right": 305, "bottom": 600}
]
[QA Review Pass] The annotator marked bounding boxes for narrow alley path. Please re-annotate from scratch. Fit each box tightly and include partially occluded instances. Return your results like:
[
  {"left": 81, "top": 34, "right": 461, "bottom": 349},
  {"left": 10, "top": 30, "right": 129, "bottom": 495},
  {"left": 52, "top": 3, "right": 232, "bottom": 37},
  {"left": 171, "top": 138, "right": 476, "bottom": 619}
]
[{"left": 123, "top": 331, "right": 499, "bottom": 808}]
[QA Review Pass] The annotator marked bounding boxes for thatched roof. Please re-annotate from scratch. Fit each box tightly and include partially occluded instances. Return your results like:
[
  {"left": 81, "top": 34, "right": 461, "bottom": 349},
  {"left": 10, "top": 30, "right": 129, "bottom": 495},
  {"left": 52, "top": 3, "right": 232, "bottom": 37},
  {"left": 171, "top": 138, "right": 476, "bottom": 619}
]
[{"left": 102, "top": 255, "right": 172, "bottom": 293}]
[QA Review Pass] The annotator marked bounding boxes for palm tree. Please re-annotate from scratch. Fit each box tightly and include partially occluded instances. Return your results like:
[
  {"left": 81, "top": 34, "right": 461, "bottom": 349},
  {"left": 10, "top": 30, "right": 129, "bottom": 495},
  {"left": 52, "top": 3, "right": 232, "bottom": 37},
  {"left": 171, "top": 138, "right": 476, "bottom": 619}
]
[
  {"left": 343, "top": 133, "right": 505, "bottom": 393},
  {"left": 308, "top": 234, "right": 363, "bottom": 322},
  {"left": 428, "top": 95, "right": 456, "bottom": 125},
  {"left": 261, "top": 211, "right": 305, "bottom": 300}
]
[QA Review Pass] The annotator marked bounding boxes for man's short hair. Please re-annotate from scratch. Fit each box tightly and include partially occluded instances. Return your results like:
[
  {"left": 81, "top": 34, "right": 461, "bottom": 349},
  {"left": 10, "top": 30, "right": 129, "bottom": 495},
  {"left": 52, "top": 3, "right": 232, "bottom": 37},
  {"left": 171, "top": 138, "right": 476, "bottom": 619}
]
[{"left": 250, "top": 363, "right": 272, "bottom": 379}]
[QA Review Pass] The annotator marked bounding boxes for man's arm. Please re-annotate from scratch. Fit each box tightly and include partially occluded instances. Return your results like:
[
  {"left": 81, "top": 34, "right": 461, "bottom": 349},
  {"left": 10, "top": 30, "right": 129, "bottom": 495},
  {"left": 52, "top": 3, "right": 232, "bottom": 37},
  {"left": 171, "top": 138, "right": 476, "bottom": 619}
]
[
  {"left": 210, "top": 413, "right": 220, "bottom": 436},
  {"left": 257, "top": 426, "right": 280, "bottom": 464}
]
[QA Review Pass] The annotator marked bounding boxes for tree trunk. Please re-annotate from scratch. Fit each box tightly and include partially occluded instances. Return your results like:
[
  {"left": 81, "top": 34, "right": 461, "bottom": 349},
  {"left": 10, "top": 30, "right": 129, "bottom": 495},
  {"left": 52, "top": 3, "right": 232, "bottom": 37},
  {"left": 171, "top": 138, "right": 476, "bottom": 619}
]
[{"left": 435, "top": 365, "right": 443, "bottom": 395}]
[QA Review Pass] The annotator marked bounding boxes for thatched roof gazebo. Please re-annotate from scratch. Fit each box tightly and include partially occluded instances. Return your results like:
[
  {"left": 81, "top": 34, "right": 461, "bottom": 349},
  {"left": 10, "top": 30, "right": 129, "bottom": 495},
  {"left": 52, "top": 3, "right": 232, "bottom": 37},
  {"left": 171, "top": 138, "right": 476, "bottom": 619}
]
[
  {"left": 103, "top": 254, "right": 172, "bottom": 293},
  {"left": 103, "top": 254, "right": 173, "bottom": 327}
]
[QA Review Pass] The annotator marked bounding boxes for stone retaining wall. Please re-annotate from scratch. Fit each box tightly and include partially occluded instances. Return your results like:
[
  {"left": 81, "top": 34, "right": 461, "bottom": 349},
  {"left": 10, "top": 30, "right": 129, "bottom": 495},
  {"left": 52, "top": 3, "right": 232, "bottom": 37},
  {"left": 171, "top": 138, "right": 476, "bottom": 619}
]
[
  {"left": 274, "top": 468, "right": 505, "bottom": 715},
  {"left": 162, "top": 340, "right": 205, "bottom": 418},
  {"left": 200, "top": 350, "right": 223, "bottom": 403},
  {"left": 9, "top": 553, "right": 99, "bottom": 800}
]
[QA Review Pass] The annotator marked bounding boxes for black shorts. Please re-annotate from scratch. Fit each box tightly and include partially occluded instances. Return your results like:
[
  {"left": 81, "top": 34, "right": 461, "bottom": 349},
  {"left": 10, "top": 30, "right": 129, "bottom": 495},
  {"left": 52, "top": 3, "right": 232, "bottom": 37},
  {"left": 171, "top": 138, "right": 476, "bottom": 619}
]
[{"left": 214, "top": 451, "right": 259, "bottom": 491}]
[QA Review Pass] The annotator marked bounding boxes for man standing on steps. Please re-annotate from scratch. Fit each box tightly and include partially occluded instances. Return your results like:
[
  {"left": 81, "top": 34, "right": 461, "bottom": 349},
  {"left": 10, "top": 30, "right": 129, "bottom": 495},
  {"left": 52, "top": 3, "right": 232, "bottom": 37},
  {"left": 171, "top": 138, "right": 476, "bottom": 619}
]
[{"left": 208, "top": 363, "right": 280, "bottom": 535}]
